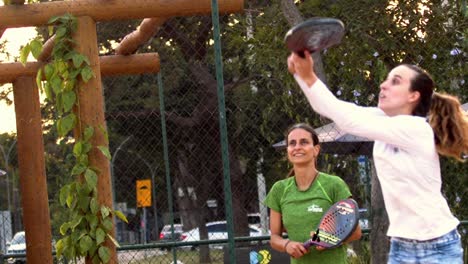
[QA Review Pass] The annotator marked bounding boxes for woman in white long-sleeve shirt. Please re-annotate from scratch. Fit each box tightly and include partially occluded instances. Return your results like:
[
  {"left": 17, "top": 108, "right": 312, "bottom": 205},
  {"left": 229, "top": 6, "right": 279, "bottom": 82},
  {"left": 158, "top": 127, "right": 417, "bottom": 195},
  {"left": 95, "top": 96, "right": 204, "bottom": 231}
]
[{"left": 287, "top": 50, "right": 467, "bottom": 264}]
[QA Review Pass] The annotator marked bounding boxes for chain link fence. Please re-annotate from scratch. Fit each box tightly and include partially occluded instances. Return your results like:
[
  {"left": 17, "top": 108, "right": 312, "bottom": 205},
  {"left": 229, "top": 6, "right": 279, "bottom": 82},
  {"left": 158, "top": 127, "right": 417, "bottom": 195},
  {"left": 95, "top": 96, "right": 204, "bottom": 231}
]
[{"left": 1, "top": 0, "right": 467, "bottom": 263}]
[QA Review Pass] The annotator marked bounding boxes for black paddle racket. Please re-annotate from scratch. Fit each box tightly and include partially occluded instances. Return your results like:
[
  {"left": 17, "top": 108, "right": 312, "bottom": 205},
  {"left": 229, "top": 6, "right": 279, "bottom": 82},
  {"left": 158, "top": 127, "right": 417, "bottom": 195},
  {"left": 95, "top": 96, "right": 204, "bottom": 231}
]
[
  {"left": 284, "top": 17, "right": 345, "bottom": 58},
  {"left": 303, "top": 198, "right": 359, "bottom": 249}
]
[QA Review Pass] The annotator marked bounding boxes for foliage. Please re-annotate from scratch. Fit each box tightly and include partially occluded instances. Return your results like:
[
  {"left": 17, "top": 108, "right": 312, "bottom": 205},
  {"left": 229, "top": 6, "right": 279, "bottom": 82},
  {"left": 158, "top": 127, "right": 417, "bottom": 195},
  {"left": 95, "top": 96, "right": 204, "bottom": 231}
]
[{"left": 20, "top": 14, "right": 127, "bottom": 263}]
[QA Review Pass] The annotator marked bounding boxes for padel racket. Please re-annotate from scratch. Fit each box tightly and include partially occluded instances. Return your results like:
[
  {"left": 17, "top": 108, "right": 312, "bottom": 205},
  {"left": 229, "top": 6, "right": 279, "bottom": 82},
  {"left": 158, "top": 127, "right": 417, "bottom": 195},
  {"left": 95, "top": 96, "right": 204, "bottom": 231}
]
[
  {"left": 303, "top": 198, "right": 359, "bottom": 249},
  {"left": 284, "top": 17, "right": 345, "bottom": 58}
]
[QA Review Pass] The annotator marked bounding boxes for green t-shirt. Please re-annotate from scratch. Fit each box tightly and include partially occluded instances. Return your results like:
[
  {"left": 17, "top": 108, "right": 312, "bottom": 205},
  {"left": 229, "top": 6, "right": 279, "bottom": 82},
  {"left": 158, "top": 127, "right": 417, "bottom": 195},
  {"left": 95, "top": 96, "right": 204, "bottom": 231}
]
[{"left": 264, "top": 172, "right": 352, "bottom": 264}]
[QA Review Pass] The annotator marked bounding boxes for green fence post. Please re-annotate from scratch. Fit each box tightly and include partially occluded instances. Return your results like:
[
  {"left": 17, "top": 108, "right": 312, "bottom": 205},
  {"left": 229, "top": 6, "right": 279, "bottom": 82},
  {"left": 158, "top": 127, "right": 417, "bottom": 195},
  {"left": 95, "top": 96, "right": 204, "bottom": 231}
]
[
  {"left": 211, "top": 0, "right": 236, "bottom": 263},
  {"left": 158, "top": 72, "right": 178, "bottom": 263}
]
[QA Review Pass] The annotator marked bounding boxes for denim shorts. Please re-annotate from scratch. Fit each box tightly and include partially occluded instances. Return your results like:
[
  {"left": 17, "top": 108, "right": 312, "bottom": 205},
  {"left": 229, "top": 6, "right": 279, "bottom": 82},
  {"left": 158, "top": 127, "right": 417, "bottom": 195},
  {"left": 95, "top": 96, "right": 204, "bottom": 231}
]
[{"left": 388, "top": 229, "right": 463, "bottom": 264}]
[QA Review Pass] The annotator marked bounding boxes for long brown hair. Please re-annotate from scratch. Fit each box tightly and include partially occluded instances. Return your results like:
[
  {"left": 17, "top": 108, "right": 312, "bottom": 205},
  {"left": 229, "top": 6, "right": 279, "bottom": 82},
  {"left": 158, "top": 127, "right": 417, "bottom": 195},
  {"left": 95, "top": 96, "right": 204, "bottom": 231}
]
[
  {"left": 428, "top": 93, "right": 468, "bottom": 161},
  {"left": 285, "top": 123, "right": 320, "bottom": 177},
  {"left": 404, "top": 64, "right": 468, "bottom": 161}
]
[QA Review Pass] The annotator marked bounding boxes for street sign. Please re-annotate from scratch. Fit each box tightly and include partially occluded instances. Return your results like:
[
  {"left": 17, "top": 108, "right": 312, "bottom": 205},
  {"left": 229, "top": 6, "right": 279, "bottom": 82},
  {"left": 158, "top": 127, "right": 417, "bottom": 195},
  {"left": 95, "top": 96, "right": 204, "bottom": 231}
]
[{"left": 136, "top": 179, "right": 152, "bottom": 207}]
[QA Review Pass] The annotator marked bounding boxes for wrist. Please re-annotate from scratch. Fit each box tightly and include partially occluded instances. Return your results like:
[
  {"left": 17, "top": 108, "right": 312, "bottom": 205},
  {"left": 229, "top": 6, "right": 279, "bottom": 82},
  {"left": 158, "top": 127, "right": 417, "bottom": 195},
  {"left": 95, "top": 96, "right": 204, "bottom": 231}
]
[
  {"left": 284, "top": 239, "right": 291, "bottom": 252},
  {"left": 303, "top": 75, "right": 318, "bottom": 87}
]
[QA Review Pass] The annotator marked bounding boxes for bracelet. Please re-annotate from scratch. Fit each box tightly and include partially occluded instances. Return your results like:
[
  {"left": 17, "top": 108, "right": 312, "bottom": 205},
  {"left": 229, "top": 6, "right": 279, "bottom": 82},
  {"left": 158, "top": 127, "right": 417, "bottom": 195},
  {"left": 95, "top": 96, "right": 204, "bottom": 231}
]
[{"left": 284, "top": 239, "right": 291, "bottom": 252}]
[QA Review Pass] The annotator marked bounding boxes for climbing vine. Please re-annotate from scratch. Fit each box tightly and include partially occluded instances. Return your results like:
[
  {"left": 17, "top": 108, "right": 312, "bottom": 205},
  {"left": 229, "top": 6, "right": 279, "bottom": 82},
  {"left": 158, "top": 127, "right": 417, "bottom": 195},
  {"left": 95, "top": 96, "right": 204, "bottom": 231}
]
[{"left": 20, "top": 14, "right": 127, "bottom": 264}]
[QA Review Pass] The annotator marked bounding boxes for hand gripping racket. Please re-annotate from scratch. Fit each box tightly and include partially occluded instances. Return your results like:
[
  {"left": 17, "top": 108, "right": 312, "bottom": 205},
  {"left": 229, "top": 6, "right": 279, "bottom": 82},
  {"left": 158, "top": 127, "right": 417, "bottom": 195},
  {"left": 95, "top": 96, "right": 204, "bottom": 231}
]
[
  {"left": 303, "top": 198, "right": 359, "bottom": 249},
  {"left": 284, "top": 17, "right": 345, "bottom": 58}
]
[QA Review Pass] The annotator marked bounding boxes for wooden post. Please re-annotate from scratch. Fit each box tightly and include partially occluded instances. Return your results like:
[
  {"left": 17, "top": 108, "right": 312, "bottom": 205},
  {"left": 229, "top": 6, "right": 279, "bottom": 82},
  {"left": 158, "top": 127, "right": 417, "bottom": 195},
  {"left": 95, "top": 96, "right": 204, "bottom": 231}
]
[
  {"left": 13, "top": 76, "right": 53, "bottom": 264},
  {"left": 72, "top": 16, "right": 117, "bottom": 263}
]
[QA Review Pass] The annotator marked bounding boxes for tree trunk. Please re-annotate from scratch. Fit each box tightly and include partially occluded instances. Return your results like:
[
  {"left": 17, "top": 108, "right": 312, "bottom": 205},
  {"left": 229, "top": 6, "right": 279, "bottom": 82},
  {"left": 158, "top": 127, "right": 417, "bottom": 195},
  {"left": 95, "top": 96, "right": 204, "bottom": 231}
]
[{"left": 370, "top": 160, "right": 390, "bottom": 264}]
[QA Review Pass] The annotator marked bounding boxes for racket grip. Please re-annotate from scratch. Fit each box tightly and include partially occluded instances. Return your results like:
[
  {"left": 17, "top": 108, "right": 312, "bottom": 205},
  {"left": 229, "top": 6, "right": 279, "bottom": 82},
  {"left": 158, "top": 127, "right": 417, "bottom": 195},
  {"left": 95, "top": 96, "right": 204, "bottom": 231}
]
[
  {"left": 297, "top": 50, "right": 306, "bottom": 58},
  {"left": 303, "top": 239, "right": 314, "bottom": 249}
]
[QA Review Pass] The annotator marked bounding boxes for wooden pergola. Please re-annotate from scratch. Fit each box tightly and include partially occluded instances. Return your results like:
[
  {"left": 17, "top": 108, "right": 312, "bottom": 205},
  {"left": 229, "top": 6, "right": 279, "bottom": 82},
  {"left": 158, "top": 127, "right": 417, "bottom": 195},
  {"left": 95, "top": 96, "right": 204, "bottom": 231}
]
[{"left": 0, "top": 0, "right": 244, "bottom": 263}]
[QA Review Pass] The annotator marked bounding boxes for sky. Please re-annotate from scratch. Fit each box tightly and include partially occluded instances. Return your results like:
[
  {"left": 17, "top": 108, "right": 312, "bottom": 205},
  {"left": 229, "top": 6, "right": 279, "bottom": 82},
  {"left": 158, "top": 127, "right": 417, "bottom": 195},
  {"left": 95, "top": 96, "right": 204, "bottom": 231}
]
[{"left": 0, "top": 2, "right": 37, "bottom": 133}]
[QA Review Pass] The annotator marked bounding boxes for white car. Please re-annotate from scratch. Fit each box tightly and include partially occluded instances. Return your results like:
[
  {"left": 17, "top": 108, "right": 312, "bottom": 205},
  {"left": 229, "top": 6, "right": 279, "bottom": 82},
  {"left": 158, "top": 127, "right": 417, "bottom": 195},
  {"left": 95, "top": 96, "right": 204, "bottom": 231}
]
[
  {"left": 359, "top": 208, "right": 370, "bottom": 230},
  {"left": 6, "top": 231, "right": 26, "bottom": 264},
  {"left": 180, "top": 221, "right": 262, "bottom": 249}
]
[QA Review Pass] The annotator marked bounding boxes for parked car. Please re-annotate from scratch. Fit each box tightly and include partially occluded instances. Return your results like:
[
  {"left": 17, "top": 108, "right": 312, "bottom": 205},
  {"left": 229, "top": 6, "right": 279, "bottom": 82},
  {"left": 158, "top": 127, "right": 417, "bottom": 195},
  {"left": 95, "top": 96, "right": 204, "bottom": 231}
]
[
  {"left": 359, "top": 208, "right": 370, "bottom": 230},
  {"left": 6, "top": 231, "right": 26, "bottom": 264},
  {"left": 159, "top": 224, "right": 184, "bottom": 241},
  {"left": 5, "top": 231, "right": 57, "bottom": 264},
  {"left": 180, "top": 221, "right": 262, "bottom": 250}
]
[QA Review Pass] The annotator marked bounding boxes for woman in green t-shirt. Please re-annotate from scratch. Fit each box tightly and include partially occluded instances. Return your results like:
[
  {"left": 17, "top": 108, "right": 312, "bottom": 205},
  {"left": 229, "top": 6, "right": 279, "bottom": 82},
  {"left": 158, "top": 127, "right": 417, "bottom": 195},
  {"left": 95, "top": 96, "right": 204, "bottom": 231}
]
[{"left": 265, "top": 123, "right": 362, "bottom": 264}]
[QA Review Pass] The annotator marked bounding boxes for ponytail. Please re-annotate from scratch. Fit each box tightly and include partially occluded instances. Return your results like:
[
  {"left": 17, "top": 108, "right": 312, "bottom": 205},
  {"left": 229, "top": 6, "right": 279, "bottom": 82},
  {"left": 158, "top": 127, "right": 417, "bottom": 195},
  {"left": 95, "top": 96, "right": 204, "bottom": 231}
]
[{"left": 428, "top": 92, "right": 468, "bottom": 161}]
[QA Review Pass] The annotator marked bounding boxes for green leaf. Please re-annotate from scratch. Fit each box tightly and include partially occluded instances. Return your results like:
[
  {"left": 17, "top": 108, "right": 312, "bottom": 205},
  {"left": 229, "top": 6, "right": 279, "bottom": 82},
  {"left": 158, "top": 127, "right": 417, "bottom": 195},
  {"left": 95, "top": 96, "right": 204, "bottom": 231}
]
[
  {"left": 98, "top": 125, "right": 109, "bottom": 143},
  {"left": 55, "top": 239, "right": 64, "bottom": 258},
  {"left": 19, "top": 44, "right": 31, "bottom": 66},
  {"left": 80, "top": 66, "right": 94, "bottom": 82},
  {"left": 55, "top": 27, "right": 67, "bottom": 39},
  {"left": 44, "top": 83, "right": 52, "bottom": 101},
  {"left": 86, "top": 213, "right": 99, "bottom": 230},
  {"left": 56, "top": 60, "right": 68, "bottom": 75},
  {"left": 59, "top": 222, "right": 70, "bottom": 235},
  {"left": 59, "top": 185, "right": 70, "bottom": 206},
  {"left": 90, "top": 198, "right": 99, "bottom": 215},
  {"left": 98, "top": 246, "right": 111, "bottom": 263},
  {"left": 48, "top": 15, "right": 61, "bottom": 24},
  {"left": 79, "top": 235, "right": 93, "bottom": 254},
  {"left": 43, "top": 64, "right": 55, "bottom": 80},
  {"left": 114, "top": 210, "right": 128, "bottom": 223},
  {"left": 95, "top": 228, "right": 106, "bottom": 245},
  {"left": 78, "top": 196, "right": 90, "bottom": 212},
  {"left": 70, "top": 215, "right": 83, "bottom": 230},
  {"left": 89, "top": 243, "right": 98, "bottom": 256},
  {"left": 100, "top": 206, "right": 110, "bottom": 219},
  {"left": 47, "top": 25, "right": 54, "bottom": 36},
  {"left": 84, "top": 169, "right": 98, "bottom": 189},
  {"left": 83, "top": 56, "right": 91, "bottom": 66},
  {"left": 97, "top": 146, "right": 111, "bottom": 160},
  {"left": 102, "top": 217, "right": 113, "bottom": 232},
  {"left": 84, "top": 127, "right": 94, "bottom": 141},
  {"left": 92, "top": 255, "right": 101, "bottom": 264},
  {"left": 29, "top": 39, "right": 43, "bottom": 59},
  {"left": 50, "top": 75, "right": 62, "bottom": 95},
  {"left": 73, "top": 141, "right": 82, "bottom": 157},
  {"left": 66, "top": 193, "right": 74, "bottom": 208},
  {"left": 58, "top": 113, "right": 76, "bottom": 137},
  {"left": 71, "top": 163, "right": 86, "bottom": 176},
  {"left": 36, "top": 68, "right": 43, "bottom": 92},
  {"left": 72, "top": 53, "right": 85, "bottom": 68},
  {"left": 62, "top": 90, "right": 76, "bottom": 112}
]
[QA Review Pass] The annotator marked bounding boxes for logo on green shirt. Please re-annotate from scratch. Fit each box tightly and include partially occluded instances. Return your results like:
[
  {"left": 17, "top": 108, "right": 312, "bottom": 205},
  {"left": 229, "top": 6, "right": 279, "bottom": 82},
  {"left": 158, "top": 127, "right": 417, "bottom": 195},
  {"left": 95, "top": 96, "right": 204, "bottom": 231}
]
[{"left": 307, "top": 204, "right": 323, "bottom": 213}]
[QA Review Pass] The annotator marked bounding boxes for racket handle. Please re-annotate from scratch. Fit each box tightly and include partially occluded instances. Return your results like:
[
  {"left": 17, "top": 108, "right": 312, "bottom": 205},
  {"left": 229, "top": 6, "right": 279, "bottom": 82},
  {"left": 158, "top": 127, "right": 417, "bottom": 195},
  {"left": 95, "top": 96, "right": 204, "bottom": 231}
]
[
  {"left": 297, "top": 50, "right": 306, "bottom": 58},
  {"left": 297, "top": 49, "right": 316, "bottom": 58},
  {"left": 303, "top": 239, "right": 315, "bottom": 249}
]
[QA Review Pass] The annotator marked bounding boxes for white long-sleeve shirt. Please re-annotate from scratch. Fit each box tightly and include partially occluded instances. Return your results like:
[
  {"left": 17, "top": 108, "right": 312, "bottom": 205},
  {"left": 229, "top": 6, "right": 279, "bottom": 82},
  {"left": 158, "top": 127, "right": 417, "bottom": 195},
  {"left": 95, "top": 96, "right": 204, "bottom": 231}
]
[{"left": 295, "top": 75, "right": 459, "bottom": 240}]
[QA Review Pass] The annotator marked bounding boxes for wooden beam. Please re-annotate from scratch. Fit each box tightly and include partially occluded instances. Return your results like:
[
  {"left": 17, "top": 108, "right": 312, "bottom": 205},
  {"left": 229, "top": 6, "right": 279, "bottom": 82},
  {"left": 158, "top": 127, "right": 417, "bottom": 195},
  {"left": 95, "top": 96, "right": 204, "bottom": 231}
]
[
  {"left": 0, "top": 53, "right": 160, "bottom": 84},
  {"left": 0, "top": 0, "right": 244, "bottom": 28},
  {"left": 13, "top": 76, "right": 53, "bottom": 264},
  {"left": 72, "top": 16, "right": 117, "bottom": 264},
  {"left": 116, "top": 17, "right": 168, "bottom": 55}
]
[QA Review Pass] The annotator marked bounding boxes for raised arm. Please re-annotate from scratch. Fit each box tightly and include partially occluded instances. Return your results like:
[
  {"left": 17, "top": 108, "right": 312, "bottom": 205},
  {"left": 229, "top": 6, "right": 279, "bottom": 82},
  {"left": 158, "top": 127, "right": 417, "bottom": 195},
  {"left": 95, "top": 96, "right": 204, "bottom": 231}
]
[{"left": 287, "top": 51, "right": 432, "bottom": 152}]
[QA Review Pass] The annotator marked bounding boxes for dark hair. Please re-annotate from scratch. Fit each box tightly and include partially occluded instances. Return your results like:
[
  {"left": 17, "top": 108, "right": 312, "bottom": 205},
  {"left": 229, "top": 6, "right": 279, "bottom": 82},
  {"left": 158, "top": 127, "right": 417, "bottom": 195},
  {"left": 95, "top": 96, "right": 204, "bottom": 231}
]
[
  {"left": 285, "top": 123, "right": 320, "bottom": 177},
  {"left": 402, "top": 64, "right": 435, "bottom": 117},
  {"left": 285, "top": 123, "right": 320, "bottom": 146},
  {"left": 404, "top": 64, "right": 468, "bottom": 161}
]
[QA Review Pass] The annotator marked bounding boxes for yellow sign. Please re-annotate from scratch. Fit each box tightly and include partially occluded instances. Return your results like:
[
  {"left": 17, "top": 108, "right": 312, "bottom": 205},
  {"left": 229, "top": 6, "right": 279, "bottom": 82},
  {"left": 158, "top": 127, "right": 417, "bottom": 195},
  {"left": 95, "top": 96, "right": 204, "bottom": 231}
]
[{"left": 136, "top": 179, "right": 152, "bottom": 207}]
